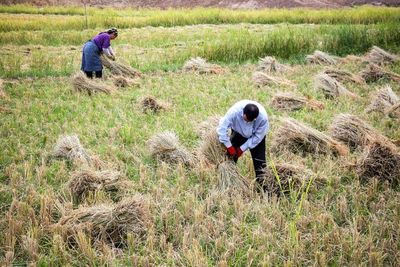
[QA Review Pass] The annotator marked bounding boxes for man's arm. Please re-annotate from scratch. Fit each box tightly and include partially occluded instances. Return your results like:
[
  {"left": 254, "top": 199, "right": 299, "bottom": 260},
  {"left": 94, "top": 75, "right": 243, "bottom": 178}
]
[
  {"left": 216, "top": 112, "right": 234, "bottom": 148},
  {"left": 240, "top": 119, "right": 269, "bottom": 151}
]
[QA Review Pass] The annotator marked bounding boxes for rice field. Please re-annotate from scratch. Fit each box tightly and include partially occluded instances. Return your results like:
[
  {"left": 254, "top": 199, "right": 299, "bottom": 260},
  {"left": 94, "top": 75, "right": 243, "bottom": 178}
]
[{"left": 1, "top": 5, "right": 400, "bottom": 266}]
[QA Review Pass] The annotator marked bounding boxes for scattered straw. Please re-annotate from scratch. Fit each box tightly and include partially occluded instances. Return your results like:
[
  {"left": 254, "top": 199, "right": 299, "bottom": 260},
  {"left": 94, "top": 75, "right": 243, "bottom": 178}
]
[
  {"left": 364, "top": 46, "right": 399, "bottom": 65},
  {"left": 53, "top": 135, "right": 91, "bottom": 165},
  {"left": 217, "top": 161, "right": 252, "bottom": 196},
  {"left": 323, "top": 68, "right": 364, "bottom": 84},
  {"left": 306, "top": 50, "right": 338, "bottom": 65},
  {"left": 360, "top": 63, "right": 400, "bottom": 83},
  {"left": 271, "top": 92, "right": 324, "bottom": 111},
  {"left": 147, "top": 131, "right": 194, "bottom": 166},
  {"left": 195, "top": 116, "right": 221, "bottom": 139},
  {"left": 252, "top": 72, "right": 294, "bottom": 87},
  {"left": 271, "top": 118, "right": 349, "bottom": 157},
  {"left": 257, "top": 56, "right": 290, "bottom": 73},
  {"left": 199, "top": 129, "right": 227, "bottom": 166},
  {"left": 329, "top": 113, "right": 389, "bottom": 150},
  {"left": 71, "top": 72, "right": 113, "bottom": 95},
  {"left": 385, "top": 102, "right": 400, "bottom": 119},
  {"left": 100, "top": 54, "right": 141, "bottom": 78},
  {"left": 365, "top": 85, "right": 399, "bottom": 114},
  {"left": 57, "top": 196, "right": 149, "bottom": 246},
  {"left": 183, "top": 57, "right": 225, "bottom": 74},
  {"left": 112, "top": 76, "right": 138, "bottom": 88},
  {"left": 140, "top": 96, "right": 168, "bottom": 113},
  {"left": 356, "top": 141, "right": 400, "bottom": 186},
  {"left": 314, "top": 73, "right": 358, "bottom": 99}
]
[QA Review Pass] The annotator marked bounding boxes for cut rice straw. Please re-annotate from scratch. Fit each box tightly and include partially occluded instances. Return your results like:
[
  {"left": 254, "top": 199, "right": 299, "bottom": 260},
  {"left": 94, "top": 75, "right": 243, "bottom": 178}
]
[
  {"left": 140, "top": 96, "right": 168, "bottom": 113},
  {"left": 100, "top": 54, "right": 141, "bottom": 78},
  {"left": 199, "top": 129, "right": 227, "bottom": 166},
  {"left": 314, "top": 73, "right": 358, "bottom": 99},
  {"left": 363, "top": 46, "right": 399, "bottom": 65},
  {"left": 323, "top": 68, "right": 364, "bottom": 84},
  {"left": 183, "top": 57, "right": 225, "bottom": 74},
  {"left": 53, "top": 134, "right": 91, "bottom": 165},
  {"left": 252, "top": 72, "right": 294, "bottom": 87},
  {"left": 196, "top": 116, "right": 221, "bottom": 139},
  {"left": 216, "top": 161, "right": 253, "bottom": 196},
  {"left": 360, "top": 63, "right": 400, "bottom": 83},
  {"left": 365, "top": 85, "right": 399, "bottom": 114},
  {"left": 257, "top": 56, "right": 291, "bottom": 73},
  {"left": 271, "top": 92, "right": 324, "bottom": 111},
  {"left": 71, "top": 71, "right": 113, "bottom": 95},
  {"left": 306, "top": 50, "right": 338, "bottom": 65}
]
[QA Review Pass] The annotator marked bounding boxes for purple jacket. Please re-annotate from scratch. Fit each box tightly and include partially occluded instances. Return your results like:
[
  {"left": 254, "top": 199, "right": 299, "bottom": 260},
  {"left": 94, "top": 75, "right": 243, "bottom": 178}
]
[{"left": 92, "top": 33, "right": 111, "bottom": 51}]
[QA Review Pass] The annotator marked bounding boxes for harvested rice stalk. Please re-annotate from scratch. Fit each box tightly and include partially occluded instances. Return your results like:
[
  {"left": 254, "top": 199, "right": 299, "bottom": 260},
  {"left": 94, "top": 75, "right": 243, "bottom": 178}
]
[
  {"left": 196, "top": 116, "right": 221, "bottom": 139},
  {"left": 385, "top": 102, "right": 400, "bottom": 119},
  {"left": 100, "top": 54, "right": 141, "bottom": 78},
  {"left": 183, "top": 57, "right": 225, "bottom": 74},
  {"left": 329, "top": 113, "right": 389, "bottom": 150},
  {"left": 53, "top": 135, "right": 91, "bottom": 165},
  {"left": 112, "top": 76, "right": 138, "bottom": 88},
  {"left": 340, "top": 55, "right": 363, "bottom": 64},
  {"left": 252, "top": 72, "right": 294, "bottom": 87},
  {"left": 271, "top": 92, "right": 324, "bottom": 111},
  {"left": 365, "top": 85, "right": 399, "bottom": 114},
  {"left": 199, "top": 129, "right": 227, "bottom": 165},
  {"left": 323, "top": 68, "right": 364, "bottom": 84},
  {"left": 57, "top": 196, "right": 149, "bottom": 246},
  {"left": 68, "top": 170, "right": 130, "bottom": 202},
  {"left": 257, "top": 56, "right": 290, "bottom": 73},
  {"left": 364, "top": 46, "right": 399, "bottom": 65},
  {"left": 271, "top": 118, "right": 349, "bottom": 157},
  {"left": 71, "top": 72, "right": 113, "bottom": 95},
  {"left": 140, "top": 96, "right": 168, "bottom": 113},
  {"left": 314, "top": 73, "right": 358, "bottom": 99},
  {"left": 356, "top": 141, "right": 400, "bottom": 186},
  {"left": 360, "top": 63, "right": 400, "bottom": 83},
  {"left": 147, "top": 131, "right": 194, "bottom": 166},
  {"left": 217, "top": 161, "right": 252, "bottom": 196},
  {"left": 306, "top": 50, "right": 338, "bottom": 65},
  {"left": 0, "top": 79, "right": 7, "bottom": 99}
]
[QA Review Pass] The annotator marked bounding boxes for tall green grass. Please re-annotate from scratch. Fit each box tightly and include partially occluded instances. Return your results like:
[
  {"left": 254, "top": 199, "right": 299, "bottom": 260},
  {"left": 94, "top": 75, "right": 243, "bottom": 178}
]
[{"left": 0, "top": 5, "right": 400, "bottom": 32}]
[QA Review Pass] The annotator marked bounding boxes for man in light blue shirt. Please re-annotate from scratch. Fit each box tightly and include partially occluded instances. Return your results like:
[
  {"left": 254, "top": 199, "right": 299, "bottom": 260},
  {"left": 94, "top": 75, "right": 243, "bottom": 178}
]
[{"left": 217, "top": 100, "right": 269, "bottom": 185}]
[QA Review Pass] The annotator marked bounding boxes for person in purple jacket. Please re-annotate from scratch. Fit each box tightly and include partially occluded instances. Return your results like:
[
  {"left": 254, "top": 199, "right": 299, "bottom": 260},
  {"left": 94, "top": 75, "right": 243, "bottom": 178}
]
[{"left": 81, "top": 28, "right": 118, "bottom": 79}]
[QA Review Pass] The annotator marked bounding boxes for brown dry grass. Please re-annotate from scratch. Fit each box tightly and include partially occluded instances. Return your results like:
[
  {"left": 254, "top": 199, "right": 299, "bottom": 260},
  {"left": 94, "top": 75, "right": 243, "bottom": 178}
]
[
  {"left": 71, "top": 71, "right": 113, "bottom": 95},
  {"left": 53, "top": 134, "right": 91, "bottom": 165},
  {"left": 140, "top": 96, "right": 168, "bottom": 113},
  {"left": 360, "top": 63, "right": 400, "bottom": 83},
  {"left": 385, "top": 102, "right": 400, "bottom": 119},
  {"left": 270, "top": 92, "right": 324, "bottom": 111},
  {"left": 365, "top": 85, "right": 399, "bottom": 114},
  {"left": 322, "top": 68, "right": 364, "bottom": 84},
  {"left": 363, "top": 46, "right": 399, "bottom": 65},
  {"left": 257, "top": 56, "right": 291, "bottom": 73},
  {"left": 314, "top": 73, "right": 358, "bottom": 99},
  {"left": 112, "top": 76, "right": 138, "bottom": 88},
  {"left": 305, "top": 50, "right": 339, "bottom": 65},
  {"left": 252, "top": 71, "right": 294, "bottom": 87},
  {"left": 182, "top": 57, "right": 225, "bottom": 74}
]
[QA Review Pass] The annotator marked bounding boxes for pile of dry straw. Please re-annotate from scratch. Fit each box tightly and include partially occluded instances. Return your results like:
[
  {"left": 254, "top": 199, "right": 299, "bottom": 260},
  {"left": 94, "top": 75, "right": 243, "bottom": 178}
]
[
  {"left": 314, "top": 73, "right": 358, "bottom": 99},
  {"left": 140, "top": 96, "right": 168, "bottom": 113},
  {"left": 306, "top": 50, "right": 338, "bottom": 65},
  {"left": 100, "top": 54, "right": 141, "bottom": 79},
  {"left": 53, "top": 135, "right": 91, "bottom": 165},
  {"left": 183, "top": 57, "right": 225, "bottom": 74},
  {"left": 252, "top": 72, "right": 294, "bottom": 87},
  {"left": 365, "top": 85, "right": 400, "bottom": 118},
  {"left": 71, "top": 72, "right": 113, "bottom": 95},
  {"left": 360, "top": 63, "right": 400, "bottom": 83},
  {"left": 271, "top": 92, "right": 324, "bottom": 111},
  {"left": 257, "top": 56, "right": 291, "bottom": 73}
]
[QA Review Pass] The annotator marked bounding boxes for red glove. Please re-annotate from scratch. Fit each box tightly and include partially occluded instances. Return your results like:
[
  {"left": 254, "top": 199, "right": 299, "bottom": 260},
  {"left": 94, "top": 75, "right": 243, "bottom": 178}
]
[
  {"left": 236, "top": 147, "right": 244, "bottom": 158},
  {"left": 227, "top": 146, "right": 236, "bottom": 157}
]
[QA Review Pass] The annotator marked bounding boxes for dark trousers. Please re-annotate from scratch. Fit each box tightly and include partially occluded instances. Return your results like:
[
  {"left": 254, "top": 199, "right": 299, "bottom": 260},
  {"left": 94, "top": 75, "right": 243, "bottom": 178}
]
[
  {"left": 230, "top": 131, "right": 266, "bottom": 184},
  {"left": 84, "top": 71, "right": 102, "bottom": 79}
]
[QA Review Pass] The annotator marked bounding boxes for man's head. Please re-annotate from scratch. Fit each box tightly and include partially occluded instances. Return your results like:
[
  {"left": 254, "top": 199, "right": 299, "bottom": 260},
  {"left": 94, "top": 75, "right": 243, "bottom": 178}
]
[{"left": 243, "top": 103, "right": 259, "bottom": 122}]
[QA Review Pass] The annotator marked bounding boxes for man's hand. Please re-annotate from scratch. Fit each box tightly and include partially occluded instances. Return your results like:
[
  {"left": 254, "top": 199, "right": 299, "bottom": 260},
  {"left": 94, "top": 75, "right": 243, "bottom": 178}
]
[
  {"left": 236, "top": 147, "right": 243, "bottom": 158},
  {"left": 227, "top": 146, "right": 236, "bottom": 157}
]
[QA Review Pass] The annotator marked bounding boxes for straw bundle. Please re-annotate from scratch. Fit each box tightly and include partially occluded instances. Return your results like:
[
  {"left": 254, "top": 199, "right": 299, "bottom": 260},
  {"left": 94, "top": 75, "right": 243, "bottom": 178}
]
[
  {"left": 257, "top": 56, "right": 290, "bottom": 73},
  {"left": 329, "top": 114, "right": 389, "bottom": 150},
  {"left": 140, "top": 96, "right": 168, "bottom": 113},
  {"left": 271, "top": 92, "right": 324, "bottom": 111},
  {"left": 182, "top": 57, "right": 224, "bottom": 74},
  {"left": 360, "top": 63, "right": 400, "bottom": 83},
  {"left": 356, "top": 141, "right": 400, "bottom": 186},
  {"left": 199, "top": 129, "right": 227, "bottom": 165},
  {"left": 0, "top": 79, "right": 6, "bottom": 99},
  {"left": 147, "top": 131, "right": 194, "bottom": 166},
  {"left": 263, "top": 162, "right": 311, "bottom": 196},
  {"left": 314, "top": 73, "right": 358, "bottom": 99},
  {"left": 217, "top": 161, "right": 252, "bottom": 196},
  {"left": 365, "top": 85, "right": 399, "bottom": 114},
  {"left": 323, "top": 68, "right": 364, "bottom": 84},
  {"left": 68, "top": 170, "right": 130, "bottom": 202},
  {"left": 57, "top": 196, "right": 149, "bottom": 246},
  {"left": 100, "top": 55, "right": 141, "bottom": 78},
  {"left": 385, "top": 102, "right": 400, "bottom": 119},
  {"left": 306, "top": 50, "right": 338, "bottom": 65},
  {"left": 113, "top": 76, "right": 138, "bottom": 88},
  {"left": 271, "top": 118, "right": 349, "bottom": 157},
  {"left": 53, "top": 135, "right": 91, "bottom": 164},
  {"left": 364, "top": 46, "right": 399, "bottom": 65},
  {"left": 252, "top": 72, "right": 294, "bottom": 87},
  {"left": 71, "top": 72, "right": 113, "bottom": 95},
  {"left": 196, "top": 116, "right": 221, "bottom": 139}
]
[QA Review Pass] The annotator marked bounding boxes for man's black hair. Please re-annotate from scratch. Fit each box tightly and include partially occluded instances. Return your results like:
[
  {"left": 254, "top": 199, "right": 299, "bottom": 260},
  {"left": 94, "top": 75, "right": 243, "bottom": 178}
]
[
  {"left": 243, "top": 103, "right": 259, "bottom": 121},
  {"left": 107, "top": 28, "right": 118, "bottom": 36}
]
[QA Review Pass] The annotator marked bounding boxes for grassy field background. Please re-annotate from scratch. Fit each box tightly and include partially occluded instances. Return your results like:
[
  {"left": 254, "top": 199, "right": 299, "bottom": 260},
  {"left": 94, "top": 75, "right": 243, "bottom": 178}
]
[{"left": 0, "top": 5, "right": 400, "bottom": 266}]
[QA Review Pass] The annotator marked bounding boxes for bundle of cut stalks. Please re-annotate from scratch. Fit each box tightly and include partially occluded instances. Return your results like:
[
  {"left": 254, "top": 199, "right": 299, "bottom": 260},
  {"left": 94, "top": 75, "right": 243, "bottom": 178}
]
[
  {"left": 270, "top": 92, "right": 324, "bottom": 111},
  {"left": 262, "top": 162, "right": 312, "bottom": 196},
  {"left": 100, "top": 54, "right": 141, "bottom": 78},
  {"left": 305, "top": 50, "right": 338, "bottom": 65},
  {"left": 271, "top": 118, "right": 349, "bottom": 157},
  {"left": 112, "top": 76, "right": 137, "bottom": 88},
  {"left": 71, "top": 72, "right": 113, "bottom": 95},
  {"left": 329, "top": 113, "right": 389, "bottom": 150},
  {"left": 360, "top": 63, "right": 400, "bottom": 83},
  {"left": 68, "top": 170, "right": 130, "bottom": 202},
  {"left": 385, "top": 102, "right": 400, "bottom": 119},
  {"left": 140, "top": 96, "right": 168, "bottom": 113},
  {"left": 356, "top": 141, "right": 400, "bottom": 186},
  {"left": 216, "top": 161, "right": 252, "bottom": 196},
  {"left": 195, "top": 116, "right": 221, "bottom": 139},
  {"left": 252, "top": 72, "right": 294, "bottom": 87},
  {"left": 57, "top": 196, "right": 149, "bottom": 246},
  {"left": 53, "top": 135, "right": 91, "bottom": 164},
  {"left": 323, "top": 68, "right": 364, "bottom": 84},
  {"left": 147, "top": 131, "right": 194, "bottom": 166},
  {"left": 182, "top": 57, "right": 224, "bottom": 74},
  {"left": 365, "top": 85, "right": 399, "bottom": 114},
  {"left": 364, "top": 46, "right": 399, "bottom": 65},
  {"left": 257, "top": 56, "right": 290, "bottom": 73},
  {"left": 199, "top": 129, "right": 227, "bottom": 165},
  {"left": 314, "top": 73, "right": 358, "bottom": 99},
  {"left": 0, "top": 79, "right": 6, "bottom": 99},
  {"left": 340, "top": 55, "right": 363, "bottom": 64}
]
